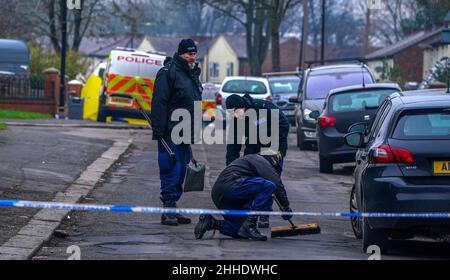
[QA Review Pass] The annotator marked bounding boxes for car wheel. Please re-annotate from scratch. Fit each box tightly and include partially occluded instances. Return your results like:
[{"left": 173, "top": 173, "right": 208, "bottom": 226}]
[
  {"left": 362, "top": 218, "right": 389, "bottom": 254},
  {"left": 319, "top": 155, "right": 333, "bottom": 173},
  {"left": 350, "top": 185, "right": 362, "bottom": 239},
  {"left": 297, "top": 128, "right": 312, "bottom": 150}
]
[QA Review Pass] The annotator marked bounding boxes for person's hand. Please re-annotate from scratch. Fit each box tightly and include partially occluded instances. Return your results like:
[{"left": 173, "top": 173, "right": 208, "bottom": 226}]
[{"left": 281, "top": 206, "right": 293, "bottom": 221}]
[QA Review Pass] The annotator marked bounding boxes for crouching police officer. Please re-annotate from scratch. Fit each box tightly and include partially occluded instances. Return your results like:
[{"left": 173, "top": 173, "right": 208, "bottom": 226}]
[
  {"left": 194, "top": 152, "right": 293, "bottom": 241},
  {"left": 225, "top": 94, "right": 290, "bottom": 228},
  {"left": 151, "top": 39, "right": 203, "bottom": 226}
]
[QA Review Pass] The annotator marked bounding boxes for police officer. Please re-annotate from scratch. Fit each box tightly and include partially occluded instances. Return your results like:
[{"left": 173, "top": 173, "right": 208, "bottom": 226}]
[
  {"left": 151, "top": 39, "right": 203, "bottom": 226},
  {"left": 194, "top": 152, "right": 293, "bottom": 241},
  {"left": 225, "top": 94, "right": 290, "bottom": 228}
]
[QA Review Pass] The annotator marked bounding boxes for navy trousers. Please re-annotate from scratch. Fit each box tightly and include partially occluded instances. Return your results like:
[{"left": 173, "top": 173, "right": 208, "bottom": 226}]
[
  {"left": 158, "top": 139, "right": 191, "bottom": 204},
  {"left": 216, "top": 177, "right": 276, "bottom": 238}
]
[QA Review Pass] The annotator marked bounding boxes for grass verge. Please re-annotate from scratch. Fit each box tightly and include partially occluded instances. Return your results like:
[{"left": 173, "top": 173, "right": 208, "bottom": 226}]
[{"left": 0, "top": 110, "right": 52, "bottom": 120}]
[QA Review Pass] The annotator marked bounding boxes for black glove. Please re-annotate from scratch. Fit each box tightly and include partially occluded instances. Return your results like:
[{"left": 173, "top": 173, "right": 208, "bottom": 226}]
[{"left": 281, "top": 206, "right": 293, "bottom": 221}]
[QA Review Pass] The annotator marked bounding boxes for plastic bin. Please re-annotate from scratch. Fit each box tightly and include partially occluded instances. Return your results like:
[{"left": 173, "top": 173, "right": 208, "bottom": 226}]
[{"left": 68, "top": 94, "right": 84, "bottom": 120}]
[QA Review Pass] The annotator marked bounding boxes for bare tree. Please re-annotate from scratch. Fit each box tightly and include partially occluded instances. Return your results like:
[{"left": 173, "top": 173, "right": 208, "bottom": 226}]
[
  {"left": 0, "top": 0, "right": 37, "bottom": 40},
  {"left": 18, "top": 0, "right": 107, "bottom": 52},
  {"left": 205, "top": 0, "right": 301, "bottom": 75},
  {"left": 111, "top": 0, "right": 147, "bottom": 48},
  {"left": 268, "top": 0, "right": 301, "bottom": 72}
]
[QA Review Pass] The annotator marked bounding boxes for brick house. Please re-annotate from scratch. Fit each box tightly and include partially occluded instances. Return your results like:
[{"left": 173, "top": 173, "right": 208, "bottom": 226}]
[
  {"left": 262, "top": 37, "right": 315, "bottom": 73},
  {"left": 366, "top": 27, "right": 447, "bottom": 83}
]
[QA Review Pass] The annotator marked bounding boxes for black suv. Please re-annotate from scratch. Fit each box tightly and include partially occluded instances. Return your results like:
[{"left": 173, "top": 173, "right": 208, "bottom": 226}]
[
  {"left": 345, "top": 89, "right": 450, "bottom": 253},
  {"left": 290, "top": 64, "right": 375, "bottom": 150}
]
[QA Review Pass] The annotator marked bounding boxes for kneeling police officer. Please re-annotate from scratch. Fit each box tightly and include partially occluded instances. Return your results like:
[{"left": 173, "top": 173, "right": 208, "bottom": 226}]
[{"left": 194, "top": 152, "right": 292, "bottom": 241}]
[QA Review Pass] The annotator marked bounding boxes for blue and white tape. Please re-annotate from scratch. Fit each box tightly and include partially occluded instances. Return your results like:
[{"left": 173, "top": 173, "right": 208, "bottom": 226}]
[{"left": 1, "top": 199, "right": 450, "bottom": 219}]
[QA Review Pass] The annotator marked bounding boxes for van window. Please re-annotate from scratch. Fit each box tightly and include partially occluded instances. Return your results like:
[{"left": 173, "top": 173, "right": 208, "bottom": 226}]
[
  {"left": 393, "top": 110, "right": 450, "bottom": 140},
  {"left": 306, "top": 71, "right": 373, "bottom": 100}
]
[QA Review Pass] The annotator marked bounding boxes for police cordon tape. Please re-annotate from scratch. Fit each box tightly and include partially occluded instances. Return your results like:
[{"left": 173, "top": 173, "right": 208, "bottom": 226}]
[{"left": 1, "top": 199, "right": 450, "bottom": 219}]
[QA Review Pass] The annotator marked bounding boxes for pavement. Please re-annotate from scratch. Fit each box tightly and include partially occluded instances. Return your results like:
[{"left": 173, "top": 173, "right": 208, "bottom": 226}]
[
  {"left": 0, "top": 120, "right": 138, "bottom": 259},
  {"left": 2, "top": 120, "right": 450, "bottom": 260}
]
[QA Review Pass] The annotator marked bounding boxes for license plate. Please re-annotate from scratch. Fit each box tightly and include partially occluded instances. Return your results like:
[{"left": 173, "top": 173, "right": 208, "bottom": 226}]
[
  {"left": 434, "top": 161, "right": 450, "bottom": 174},
  {"left": 109, "top": 96, "right": 133, "bottom": 106}
]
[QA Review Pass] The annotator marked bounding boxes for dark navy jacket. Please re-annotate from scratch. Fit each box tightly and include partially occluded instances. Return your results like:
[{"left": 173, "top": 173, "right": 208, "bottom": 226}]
[
  {"left": 150, "top": 53, "right": 202, "bottom": 143},
  {"left": 212, "top": 154, "right": 290, "bottom": 208},
  {"left": 226, "top": 94, "right": 290, "bottom": 165}
]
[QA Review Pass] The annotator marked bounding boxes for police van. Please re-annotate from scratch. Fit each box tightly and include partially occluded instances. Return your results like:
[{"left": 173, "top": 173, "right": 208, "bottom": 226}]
[{"left": 97, "top": 48, "right": 166, "bottom": 122}]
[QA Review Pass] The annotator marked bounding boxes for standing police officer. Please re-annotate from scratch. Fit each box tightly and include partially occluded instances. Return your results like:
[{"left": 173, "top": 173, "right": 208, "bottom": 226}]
[{"left": 151, "top": 39, "right": 203, "bottom": 226}]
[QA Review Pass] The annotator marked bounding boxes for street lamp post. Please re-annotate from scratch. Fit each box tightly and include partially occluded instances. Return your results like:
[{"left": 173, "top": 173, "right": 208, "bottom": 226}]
[
  {"left": 320, "top": 0, "right": 326, "bottom": 65},
  {"left": 447, "top": 59, "right": 450, "bottom": 94},
  {"left": 299, "top": 0, "right": 309, "bottom": 72},
  {"left": 59, "top": 0, "right": 67, "bottom": 118}
]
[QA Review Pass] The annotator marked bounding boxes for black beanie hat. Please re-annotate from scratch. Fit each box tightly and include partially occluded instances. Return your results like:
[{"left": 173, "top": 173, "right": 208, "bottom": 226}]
[
  {"left": 178, "top": 39, "right": 197, "bottom": 55},
  {"left": 225, "top": 94, "right": 246, "bottom": 110}
]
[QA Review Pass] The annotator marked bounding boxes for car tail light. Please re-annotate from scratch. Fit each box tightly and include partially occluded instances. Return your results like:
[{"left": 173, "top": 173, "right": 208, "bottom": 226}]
[
  {"left": 372, "top": 145, "right": 415, "bottom": 164},
  {"left": 216, "top": 93, "right": 223, "bottom": 106},
  {"left": 266, "top": 95, "right": 273, "bottom": 102},
  {"left": 319, "top": 116, "right": 336, "bottom": 127}
]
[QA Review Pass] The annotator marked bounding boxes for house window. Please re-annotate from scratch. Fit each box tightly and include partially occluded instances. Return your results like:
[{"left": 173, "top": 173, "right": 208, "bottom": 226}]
[
  {"left": 227, "top": 63, "right": 234, "bottom": 76},
  {"left": 209, "top": 63, "right": 219, "bottom": 79}
]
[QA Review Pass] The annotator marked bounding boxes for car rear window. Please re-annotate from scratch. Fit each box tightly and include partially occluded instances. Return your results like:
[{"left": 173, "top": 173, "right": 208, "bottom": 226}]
[
  {"left": 393, "top": 110, "right": 450, "bottom": 140},
  {"left": 222, "top": 80, "right": 267, "bottom": 94},
  {"left": 269, "top": 78, "right": 300, "bottom": 95},
  {"left": 329, "top": 89, "right": 398, "bottom": 113},
  {"left": 306, "top": 71, "right": 373, "bottom": 100}
]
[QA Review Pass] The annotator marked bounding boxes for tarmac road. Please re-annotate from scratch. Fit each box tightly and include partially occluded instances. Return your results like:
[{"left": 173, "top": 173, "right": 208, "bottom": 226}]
[{"left": 32, "top": 127, "right": 450, "bottom": 260}]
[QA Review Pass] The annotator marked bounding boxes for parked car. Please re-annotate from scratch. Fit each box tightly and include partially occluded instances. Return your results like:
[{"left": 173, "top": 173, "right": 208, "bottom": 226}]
[
  {"left": 0, "top": 39, "right": 30, "bottom": 76},
  {"left": 290, "top": 64, "right": 375, "bottom": 150},
  {"left": 313, "top": 83, "right": 401, "bottom": 173},
  {"left": 266, "top": 73, "right": 301, "bottom": 125},
  {"left": 216, "top": 76, "right": 273, "bottom": 118},
  {"left": 345, "top": 90, "right": 450, "bottom": 253},
  {"left": 202, "top": 83, "right": 221, "bottom": 122}
]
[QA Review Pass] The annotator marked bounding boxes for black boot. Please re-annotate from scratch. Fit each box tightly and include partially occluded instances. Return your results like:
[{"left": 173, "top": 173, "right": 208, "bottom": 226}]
[
  {"left": 173, "top": 203, "right": 192, "bottom": 225},
  {"left": 258, "top": 216, "right": 270, "bottom": 228},
  {"left": 194, "top": 215, "right": 219, "bottom": 239},
  {"left": 238, "top": 216, "right": 267, "bottom": 241},
  {"left": 161, "top": 201, "right": 178, "bottom": 226}
]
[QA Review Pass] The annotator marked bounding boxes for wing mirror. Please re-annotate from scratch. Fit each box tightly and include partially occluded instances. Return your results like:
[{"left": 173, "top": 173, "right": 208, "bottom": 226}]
[
  {"left": 309, "top": 111, "right": 321, "bottom": 120},
  {"left": 348, "top": 122, "right": 368, "bottom": 134},
  {"left": 344, "top": 132, "right": 365, "bottom": 148}
]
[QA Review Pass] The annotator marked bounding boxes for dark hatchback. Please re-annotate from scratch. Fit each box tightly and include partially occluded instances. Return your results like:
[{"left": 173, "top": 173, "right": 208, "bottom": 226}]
[
  {"left": 290, "top": 64, "right": 375, "bottom": 150},
  {"left": 314, "top": 83, "right": 401, "bottom": 173},
  {"left": 345, "top": 90, "right": 450, "bottom": 253}
]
